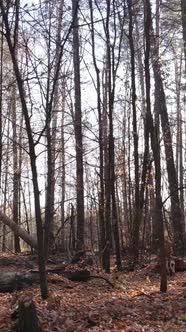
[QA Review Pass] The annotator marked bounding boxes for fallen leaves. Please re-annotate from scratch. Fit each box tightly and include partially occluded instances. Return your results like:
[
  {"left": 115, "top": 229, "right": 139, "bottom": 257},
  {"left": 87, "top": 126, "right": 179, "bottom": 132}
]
[{"left": 0, "top": 256, "right": 186, "bottom": 331}]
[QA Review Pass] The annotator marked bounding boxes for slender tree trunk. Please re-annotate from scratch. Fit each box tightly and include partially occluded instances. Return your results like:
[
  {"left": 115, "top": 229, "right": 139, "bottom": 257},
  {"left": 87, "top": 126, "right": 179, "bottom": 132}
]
[
  {"left": 127, "top": 0, "right": 140, "bottom": 265},
  {"left": 102, "top": 63, "right": 111, "bottom": 271},
  {"left": 44, "top": 0, "right": 64, "bottom": 258},
  {"left": 12, "top": 84, "right": 21, "bottom": 253},
  {"left": 2, "top": 111, "right": 10, "bottom": 251},
  {"left": 44, "top": 1, "right": 53, "bottom": 260},
  {"left": 70, "top": 203, "right": 76, "bottom": 251},
  {"left": 61, "top": 78, "right": 66, "bottom": 251},
  {"left": 181, "top": 0, "right": 186, "bottom": 72},
  {"left": 89, "top": 0, "right": 105, "bottom": 268},
  {"left": 72, "top": 0, "right": 85, "bottom": 251},
  {"left": 11, "top": 0, "right": 21, "bottom": 253},
  {"left": 175, "top": 52, "right": 185, "bottom": 224},
  {"left": 0, "top": 20, "right": 3, "bottom": 185}
]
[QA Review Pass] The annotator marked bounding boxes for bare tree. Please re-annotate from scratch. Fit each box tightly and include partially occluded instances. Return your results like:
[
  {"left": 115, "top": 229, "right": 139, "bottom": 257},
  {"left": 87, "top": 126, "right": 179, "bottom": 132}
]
[
  {"left": 127, "top": 0, "right": 140, "bottom": 265},
  {"left": 0, "top": 0, "right": 48, "bottom": 299},
  {"left": 72, "top": 0, "right": 85, "bottom": 251},
  {"left": 181, "top": 0, "right": 186, "bottom": 72},
  {"left": 144, "top": 0, "right": 167, "bottom": 292}
]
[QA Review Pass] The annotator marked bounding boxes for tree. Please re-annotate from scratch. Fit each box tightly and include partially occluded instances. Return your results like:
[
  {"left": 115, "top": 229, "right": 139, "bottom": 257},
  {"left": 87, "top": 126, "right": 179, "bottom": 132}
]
[
  {"left": 181, "top": 0, "right": 186, "bottom": 71},
  {"left": 72, "top": 0, "right": 85, "bottom": 251},
  {"left": 144, "top": 0, "right": 167, "bottom": 292},
  {"left": 0, "top": 0, "right": 48, "bottom": 299},
  {"left": 151, "top": 12, "right": 185, "bottom": 256},
  {"left": 127, "top": 0, "right": 140, "bottom": 265},
  {"left": 88, "top": 0, "right": 105, "bottom": 269}
]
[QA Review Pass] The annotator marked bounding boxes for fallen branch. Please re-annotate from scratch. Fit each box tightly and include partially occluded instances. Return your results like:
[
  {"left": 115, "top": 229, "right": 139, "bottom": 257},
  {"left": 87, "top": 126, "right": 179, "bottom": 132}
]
[{"left": 0, "top": 269, "right": 114, "bottom": 293}]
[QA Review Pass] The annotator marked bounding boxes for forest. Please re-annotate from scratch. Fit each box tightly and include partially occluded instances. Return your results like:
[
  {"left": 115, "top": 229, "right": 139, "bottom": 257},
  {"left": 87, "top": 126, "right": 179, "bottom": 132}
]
[{"left": 0, "top": 0, "right": 185, "bottom": 331}]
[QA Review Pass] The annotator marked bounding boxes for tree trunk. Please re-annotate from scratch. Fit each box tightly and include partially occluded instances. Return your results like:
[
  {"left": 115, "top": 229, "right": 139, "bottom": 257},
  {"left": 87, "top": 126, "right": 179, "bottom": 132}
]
[
  {"left": 2, "top": 105, "right": 10, "bottom": 252},
  {"left": 72, "top": 0, "right": 85, "bottom": 251},
  {"left": 0, "top": 210, "right": 38, "bottom": 249},
  {"left": 11, "top": 1, "right": 21, "bottom": 253},
  {"left": 12, "top": 83, "right": 21, "bottom": 253},
  {"left": 152, "top": 37, "right": 184, "bottom": 256},
  {"left": 0, "top": 21, "right": 3, "bottom": 185},
  {"left": 89, "top": 0, "right": 105, "bottom": 270},
  {"left": 144, "top": 0, "right": 167, "bottom": 292},
  {"left": 181, "top": 0, "right": 186, "bottom": 72},
  {"left": 60, "top": 78, "right": 66, "bottom": 251},
  {"left": 102, "top": 63, "right": 111, "bottom": 272},
  {"left": 17, "top": 297, "right": 41, "bottom": 332},
  {"left": 127, "top": 0, "right": 140, "bottom": 265}
]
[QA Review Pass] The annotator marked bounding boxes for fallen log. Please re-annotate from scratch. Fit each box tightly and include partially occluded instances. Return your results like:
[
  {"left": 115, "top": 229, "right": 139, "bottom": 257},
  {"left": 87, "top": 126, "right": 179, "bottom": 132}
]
[
  {"left": 0, "top": 210, "right": 38, "bottom": 249},
  {"left": 0, "top": 255, "right": 37, "bottom": 268},
  {"left": 0, "top": 271, "right": 40, "bottom": 292},
  {"left": 0, "top": 269, "right": 114, "bottom": 293}
]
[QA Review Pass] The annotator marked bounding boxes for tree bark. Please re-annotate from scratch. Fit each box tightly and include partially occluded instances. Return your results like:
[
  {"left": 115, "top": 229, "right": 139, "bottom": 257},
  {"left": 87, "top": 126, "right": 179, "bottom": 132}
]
[
  {"left": 0, "top": 21, "right": 3, "bottom": 185},
  {"left": 72, "top": 0, "right": 85, "bottom": 251},
  {"left": 144, "top": 0, "right": 167, "bottom": 292},
  {"left": 127, "top": 0, "right": 140, "bottom": 265},
  {"left": 152, "top": 37, "right": 184, "bottom": 256},
  {"left": 17, "top": 297, "right": 41, "bottom": 332},
  {"left": 181, "top": 0, "right": 186, "bottom": 72},
  {"left": 12, "top": 84, "right": 21, "bottom": 253},
  {"left": 89, "top": 0, "right": 105, "bottom": 270}
]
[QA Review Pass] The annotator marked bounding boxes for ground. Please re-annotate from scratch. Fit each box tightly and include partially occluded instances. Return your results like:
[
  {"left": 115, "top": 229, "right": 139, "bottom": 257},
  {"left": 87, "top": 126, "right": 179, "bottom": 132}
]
[{"left": 0, "top": 255, "right": 186, "bottom": 331}]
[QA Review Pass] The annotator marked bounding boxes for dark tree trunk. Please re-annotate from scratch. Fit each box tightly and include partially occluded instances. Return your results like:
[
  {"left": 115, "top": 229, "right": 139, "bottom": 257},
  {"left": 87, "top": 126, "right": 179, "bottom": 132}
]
[
  {"left": 127, "top": 0, "right": 140, "bottom": 265},
  {"left": 152, "top": 40, "right": 184, "bottom": 256},
  {"left": 61, "top": 78, "right": 66, "bottom": 251},
  {"left": 144, "top": 0, "right": 167, "bottom": 292},
  {"left": 181, "top": 0, "right": 186, "bottom": 72},
  {"left": 102, "top": 62, "right": 111, "bottom": 272},
  {"left": 0, "top": 21, "right": 3, "bottom": 185},
  {"left": 106, "top": 0, "right": 121, "bottom": 271},
  {"left": 72, "top": 0, "right": 85, "bottom": 251},
  {"left": 70, "top": 203, "right": 76, "bottom": 251},
  {"left": 17, "top": 298, "right": 41, "bottom": 332},
  {"left": 11, "top": 0, "right": 21, "bottom": 253},
  {"left": 89, "top": 0, "right": 105, "bottom": 270},
  {"left": 12, "top": 84, "right": 21, "bottom": 253},
  {"left": 44, "top": 1, "right": 64, "bottom": 259},
  {"left": 44, "top": 2, "right": 53, "bottom": 260},
  {"left": 2, "top": 106, "right": 10, "bottom": 252}
]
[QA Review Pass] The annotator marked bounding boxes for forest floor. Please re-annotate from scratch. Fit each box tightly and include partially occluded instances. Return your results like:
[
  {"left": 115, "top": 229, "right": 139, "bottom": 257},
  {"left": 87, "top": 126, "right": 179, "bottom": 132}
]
[{"left": 0, "top": 254, "right": 186, "bottom": 331}]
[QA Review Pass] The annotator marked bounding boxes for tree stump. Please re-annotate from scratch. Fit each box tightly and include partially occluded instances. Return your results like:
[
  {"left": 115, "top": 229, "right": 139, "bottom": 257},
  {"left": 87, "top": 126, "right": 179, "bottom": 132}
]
[{"left": 17, "top": 296, "right": 41, "bottom": 332}]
